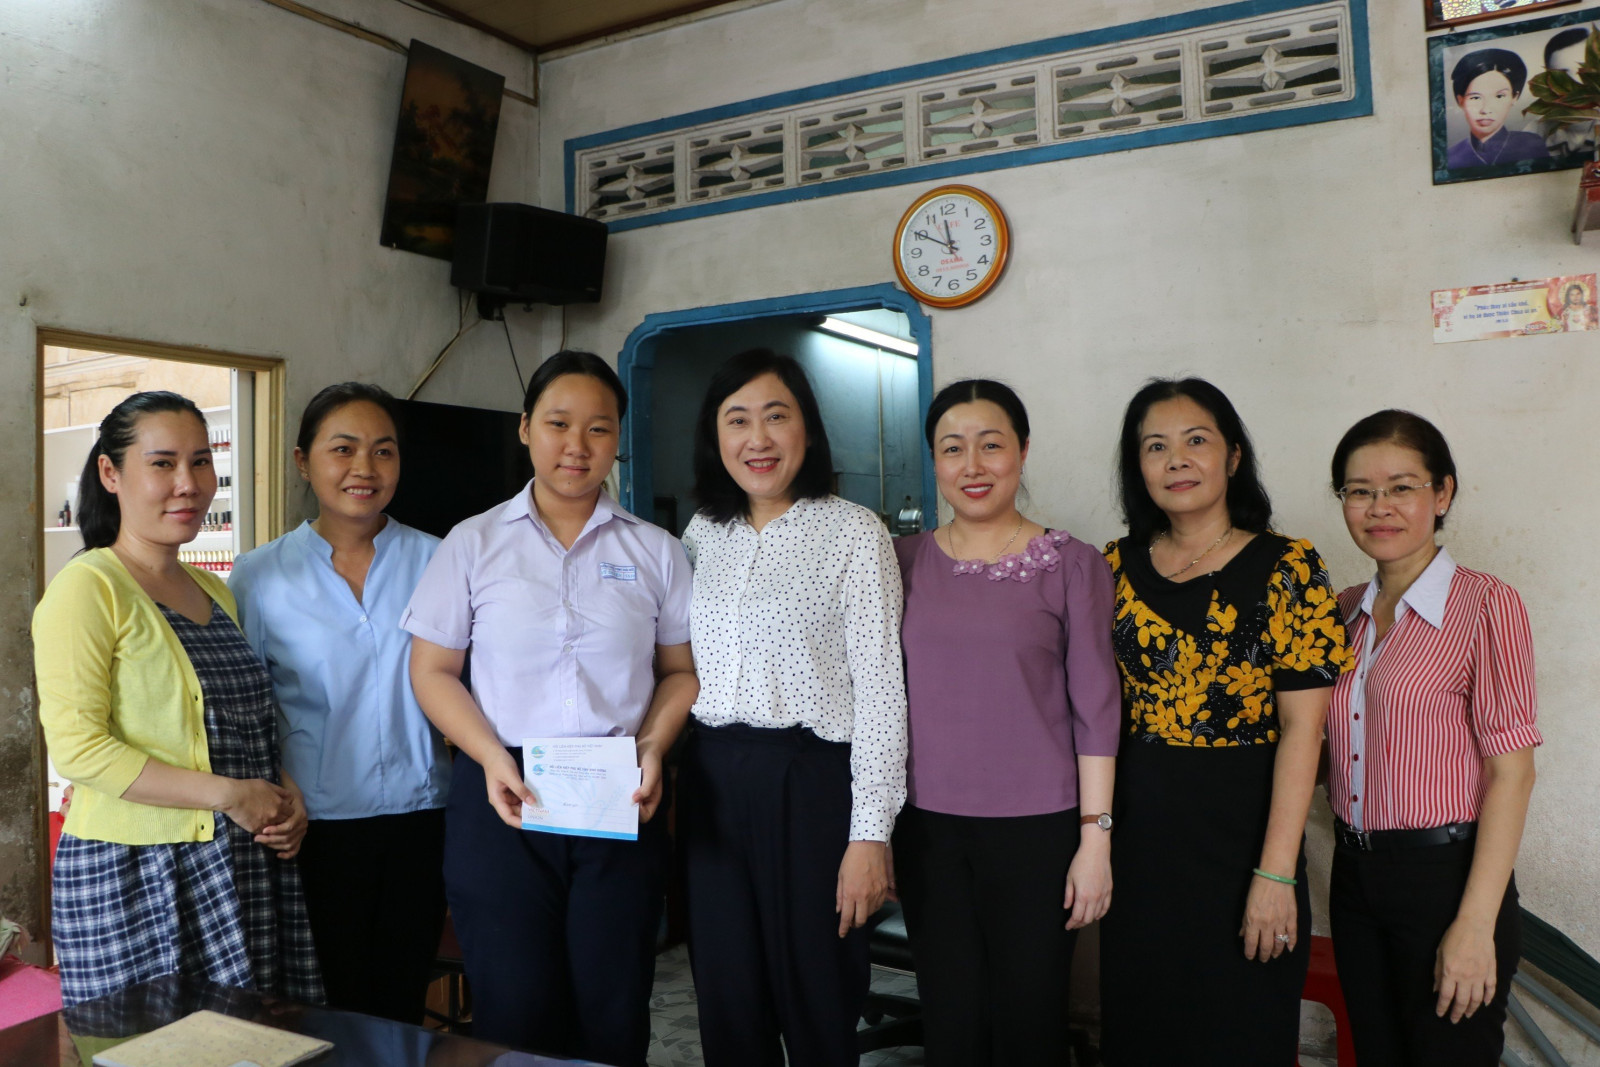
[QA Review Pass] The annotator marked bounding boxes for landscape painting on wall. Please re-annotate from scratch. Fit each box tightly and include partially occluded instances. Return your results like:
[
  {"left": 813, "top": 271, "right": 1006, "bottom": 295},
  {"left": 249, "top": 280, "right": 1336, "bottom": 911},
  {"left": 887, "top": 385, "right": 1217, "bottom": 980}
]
[
  {"left": 379, "top": 40, "right": 504, "bottom": 260},
  {"left": 1425, "top": 0, "right": 1577, "bottom": 31}
]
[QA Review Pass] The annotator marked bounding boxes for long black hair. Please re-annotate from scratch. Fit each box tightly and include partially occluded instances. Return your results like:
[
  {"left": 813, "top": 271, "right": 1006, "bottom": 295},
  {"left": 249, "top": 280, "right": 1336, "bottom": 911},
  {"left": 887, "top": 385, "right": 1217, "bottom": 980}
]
[
  {"left": 1116, "top": 377, "right": 1272, "bottom": 544},
  {"left": 692, "top": 348, "right": 834, "bottom": 524},
  {"left": 77, "top": 391, "right": 209, "bottom": 550},
  {"left": 923, "top": 379, "right": 1030, "bottom": 450},
  {"left": 1330, "top": 409, "right": 1457, "bottom": 531},
  {"left": 296, "top": 382, "right": 403, "bottom": 455}
]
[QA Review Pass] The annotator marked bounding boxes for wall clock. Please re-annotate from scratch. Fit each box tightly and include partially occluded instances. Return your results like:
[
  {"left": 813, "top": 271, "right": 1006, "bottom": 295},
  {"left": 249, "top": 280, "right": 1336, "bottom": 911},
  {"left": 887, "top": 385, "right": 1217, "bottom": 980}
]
[{"left": 892, "top": 184, "right": 1010, "bottom": 308}]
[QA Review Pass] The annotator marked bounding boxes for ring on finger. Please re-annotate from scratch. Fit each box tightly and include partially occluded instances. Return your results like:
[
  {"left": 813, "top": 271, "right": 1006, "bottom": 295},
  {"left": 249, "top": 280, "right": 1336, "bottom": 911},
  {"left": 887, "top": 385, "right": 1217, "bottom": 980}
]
[{"left": 1274, "top": 933, "right": 1291, "bottom": 944}]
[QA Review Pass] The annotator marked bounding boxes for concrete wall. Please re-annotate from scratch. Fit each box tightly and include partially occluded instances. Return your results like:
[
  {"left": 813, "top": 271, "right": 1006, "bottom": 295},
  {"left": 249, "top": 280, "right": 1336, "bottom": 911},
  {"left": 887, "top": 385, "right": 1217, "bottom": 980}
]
[
  {"left": 538, "top": 0, "right": 1600, "bottom": 957},
  {"left": 0, "top": 0, "right": 548, "bottom": 952}
]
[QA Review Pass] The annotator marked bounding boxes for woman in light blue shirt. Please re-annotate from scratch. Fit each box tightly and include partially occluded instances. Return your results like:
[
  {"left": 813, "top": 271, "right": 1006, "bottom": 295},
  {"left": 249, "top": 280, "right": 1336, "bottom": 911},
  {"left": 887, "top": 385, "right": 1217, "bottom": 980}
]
[{"left": 230, "top": 382, "right": 447, "bottom": 1024}]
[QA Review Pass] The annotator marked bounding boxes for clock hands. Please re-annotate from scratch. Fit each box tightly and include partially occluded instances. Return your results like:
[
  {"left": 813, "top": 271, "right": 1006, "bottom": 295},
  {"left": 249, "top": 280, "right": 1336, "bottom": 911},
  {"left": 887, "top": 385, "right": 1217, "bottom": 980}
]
[
  {"left": 911, "top": 227, "right": 956, "bottom": 253},
  {"left": 942, "top": 219, "right": 958, "bottom": 253}
]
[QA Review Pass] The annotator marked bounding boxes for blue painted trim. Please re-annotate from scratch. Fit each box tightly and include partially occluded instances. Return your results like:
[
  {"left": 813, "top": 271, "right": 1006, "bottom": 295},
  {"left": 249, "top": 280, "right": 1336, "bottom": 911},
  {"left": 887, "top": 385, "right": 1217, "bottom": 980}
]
[
  {"left": 571, "top": 0, "right": 1355, "bottom": 151},
  {"left": 601, "top": 101, "right": 1370, "bottom": 232},
  {"left": 565, "top": 0, "right": 1372, "bottom": 219},
  {"left": 616, "top": 284, "right": 936, "bottom": 529}
]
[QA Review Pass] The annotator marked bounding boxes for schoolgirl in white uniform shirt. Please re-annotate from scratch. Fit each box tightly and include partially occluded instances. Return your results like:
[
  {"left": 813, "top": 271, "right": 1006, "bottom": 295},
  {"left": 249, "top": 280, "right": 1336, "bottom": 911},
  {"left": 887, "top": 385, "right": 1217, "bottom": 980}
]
[{"left": 402, "top": 351, "right": 697, "bottom": 1067}]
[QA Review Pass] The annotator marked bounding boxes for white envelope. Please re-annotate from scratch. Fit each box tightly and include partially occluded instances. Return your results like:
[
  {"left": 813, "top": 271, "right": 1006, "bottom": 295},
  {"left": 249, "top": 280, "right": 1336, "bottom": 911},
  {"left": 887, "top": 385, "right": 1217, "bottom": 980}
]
[{"left": 520, "top": 736, "right": 642, "bottom": 841}]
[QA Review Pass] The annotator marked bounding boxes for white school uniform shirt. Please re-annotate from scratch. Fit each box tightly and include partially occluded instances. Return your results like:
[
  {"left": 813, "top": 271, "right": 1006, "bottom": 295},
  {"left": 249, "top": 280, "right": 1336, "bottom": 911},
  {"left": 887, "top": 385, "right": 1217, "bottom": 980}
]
[
  {"left": 682, "top": 495, "right": 908, "bottom": 841},
  {"left": 400, "top": 484, "right": 692, "bottom": 745}
]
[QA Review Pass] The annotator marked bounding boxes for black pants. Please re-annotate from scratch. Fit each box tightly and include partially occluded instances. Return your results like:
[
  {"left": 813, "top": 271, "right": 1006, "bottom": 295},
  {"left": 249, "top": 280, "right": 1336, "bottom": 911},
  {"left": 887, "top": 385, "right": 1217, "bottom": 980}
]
[
  {"left": 1330, "top": 838, "right": 1520, "bottom": 1067},
  {"left": 680, "top": 723, "right": 870, "bottom": 1067},
  {"left": 443, "top": 748, "right": 668, "bottom": 1067},
  {"left": 295, "top": 808, "right": 446, "bottom": 1024},
  {"left": 893, "top": 804, "right": 1082, "bottom": 1067}
]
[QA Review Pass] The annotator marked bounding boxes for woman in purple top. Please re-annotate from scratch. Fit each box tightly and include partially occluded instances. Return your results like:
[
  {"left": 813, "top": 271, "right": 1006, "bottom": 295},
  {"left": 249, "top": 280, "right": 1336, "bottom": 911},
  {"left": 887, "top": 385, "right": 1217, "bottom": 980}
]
[{"left": 893, "top": 379, "right": 1121, "bottom": 1067}]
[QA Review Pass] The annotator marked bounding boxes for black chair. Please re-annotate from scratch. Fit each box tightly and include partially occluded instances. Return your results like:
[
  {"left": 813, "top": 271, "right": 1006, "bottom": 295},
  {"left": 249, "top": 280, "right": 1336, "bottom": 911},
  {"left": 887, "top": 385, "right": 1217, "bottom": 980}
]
[
  {"left": 424, "top": 914, "right": 471, "bottom": 1033},
  {"left": 856, "top": 901, "right": 1103, "bottom": 1064},
  {"left": 858, "top": 901, "right": 923, "bottom": 1053}
]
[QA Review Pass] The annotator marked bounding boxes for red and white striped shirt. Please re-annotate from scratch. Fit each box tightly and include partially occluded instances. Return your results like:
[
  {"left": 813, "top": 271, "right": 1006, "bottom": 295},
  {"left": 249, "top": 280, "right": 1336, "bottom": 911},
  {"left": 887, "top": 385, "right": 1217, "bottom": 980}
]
[{"left": 1328, "top": 548, "right": 1541, "bottom": 832}]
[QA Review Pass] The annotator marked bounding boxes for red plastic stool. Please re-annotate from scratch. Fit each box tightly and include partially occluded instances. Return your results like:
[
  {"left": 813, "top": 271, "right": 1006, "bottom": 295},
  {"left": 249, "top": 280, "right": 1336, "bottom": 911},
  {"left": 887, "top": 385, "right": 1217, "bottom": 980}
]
[{"left": 1300, "top": 935, "right": 1357, "bottom": 1066}]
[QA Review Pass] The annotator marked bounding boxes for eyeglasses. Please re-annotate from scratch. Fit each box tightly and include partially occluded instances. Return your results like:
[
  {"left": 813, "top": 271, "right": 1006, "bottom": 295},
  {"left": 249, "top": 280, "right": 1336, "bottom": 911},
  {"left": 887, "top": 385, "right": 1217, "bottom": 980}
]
[{"left": 1336, "top": 482, "right": 1433, "bottom": 507}]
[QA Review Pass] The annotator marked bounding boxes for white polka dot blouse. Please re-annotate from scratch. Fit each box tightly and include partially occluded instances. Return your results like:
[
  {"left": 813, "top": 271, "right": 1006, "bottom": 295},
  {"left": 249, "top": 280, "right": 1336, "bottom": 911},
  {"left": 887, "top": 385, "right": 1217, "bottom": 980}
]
[{"left": 682, "top": 495, "right": 908, "bottom": 841}]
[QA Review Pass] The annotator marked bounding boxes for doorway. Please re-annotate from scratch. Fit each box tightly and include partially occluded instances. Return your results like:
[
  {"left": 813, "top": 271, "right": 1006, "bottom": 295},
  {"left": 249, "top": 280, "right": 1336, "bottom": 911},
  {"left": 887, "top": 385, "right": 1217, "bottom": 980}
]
[
  {"left": 618, "top": 284, "right": 934, "bottom": 537},
  {"left": 35, "top": 330, "right": 285, "bottom": 944}
]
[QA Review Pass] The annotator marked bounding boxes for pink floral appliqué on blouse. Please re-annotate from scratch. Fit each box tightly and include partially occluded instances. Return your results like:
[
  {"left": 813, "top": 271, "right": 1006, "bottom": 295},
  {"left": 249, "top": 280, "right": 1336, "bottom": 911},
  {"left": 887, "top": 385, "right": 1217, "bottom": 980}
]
[{"left": 951, "top": 530, "right": 1071, "bottom": 583}]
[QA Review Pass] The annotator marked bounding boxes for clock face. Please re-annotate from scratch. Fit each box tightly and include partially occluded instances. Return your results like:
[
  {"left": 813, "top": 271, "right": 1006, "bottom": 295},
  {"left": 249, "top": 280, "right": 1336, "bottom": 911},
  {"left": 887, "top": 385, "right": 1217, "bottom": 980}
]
[{"left": 893, "top": 185, "right": 1010, "bottom": 308}]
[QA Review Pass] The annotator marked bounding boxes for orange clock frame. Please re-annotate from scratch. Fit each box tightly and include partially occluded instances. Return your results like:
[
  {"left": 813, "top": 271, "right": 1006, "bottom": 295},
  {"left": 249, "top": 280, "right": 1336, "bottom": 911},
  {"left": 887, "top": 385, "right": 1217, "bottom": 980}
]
[{"left": 891, "top": 184, "right": 1011, "bottom": 309}]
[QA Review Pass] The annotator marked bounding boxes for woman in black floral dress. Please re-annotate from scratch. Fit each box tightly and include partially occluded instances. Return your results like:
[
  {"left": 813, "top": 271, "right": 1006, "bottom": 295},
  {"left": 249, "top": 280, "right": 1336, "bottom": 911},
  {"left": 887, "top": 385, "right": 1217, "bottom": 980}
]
[{"left": 1098, "top": 379, "right": 1350, "bottom": 1066}]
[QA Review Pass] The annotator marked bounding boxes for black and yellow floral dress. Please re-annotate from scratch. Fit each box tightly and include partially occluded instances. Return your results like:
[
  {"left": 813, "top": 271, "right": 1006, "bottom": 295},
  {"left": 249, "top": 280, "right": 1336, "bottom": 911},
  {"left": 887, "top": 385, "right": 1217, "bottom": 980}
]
[{"left": 1098, "top": 533, "right": 1350, "bottom": 1067}]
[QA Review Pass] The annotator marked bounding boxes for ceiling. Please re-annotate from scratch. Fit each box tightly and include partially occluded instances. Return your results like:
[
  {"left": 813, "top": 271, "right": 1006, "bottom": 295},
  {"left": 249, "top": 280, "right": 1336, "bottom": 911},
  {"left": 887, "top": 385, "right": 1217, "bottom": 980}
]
[{"left": 413, "top": 0, "right": 746, "bottom": 54}]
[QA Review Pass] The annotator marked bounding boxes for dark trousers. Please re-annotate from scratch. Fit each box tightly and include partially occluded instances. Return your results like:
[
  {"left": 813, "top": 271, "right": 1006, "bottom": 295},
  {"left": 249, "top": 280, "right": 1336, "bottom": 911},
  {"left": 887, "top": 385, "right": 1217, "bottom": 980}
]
[
  {"left": 1330, "top": 838, "right": 1520, "bottom": 1067},
  {"left": 893, "top": 804, "right": 1082, "bottom": 1067},
  {"left": 443, "top": 748, "right": 668, "bottom": 1067},
  {"left": 680, "top": 723, "right": 870, "bottom": 1067},
  {"left": 295, "top": 808, "right": 446, "bottom": 1024}
]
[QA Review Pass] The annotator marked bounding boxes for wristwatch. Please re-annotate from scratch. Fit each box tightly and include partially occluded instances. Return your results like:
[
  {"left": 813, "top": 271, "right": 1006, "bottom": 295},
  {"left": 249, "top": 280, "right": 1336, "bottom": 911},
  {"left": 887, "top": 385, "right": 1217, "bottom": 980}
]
[{"left": 1080, "top": 812, "right": 1113, "bottom": 832}]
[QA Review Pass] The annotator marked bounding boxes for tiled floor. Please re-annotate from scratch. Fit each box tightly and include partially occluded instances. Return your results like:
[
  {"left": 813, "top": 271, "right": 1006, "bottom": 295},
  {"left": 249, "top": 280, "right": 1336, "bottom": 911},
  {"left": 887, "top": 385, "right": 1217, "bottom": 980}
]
[{"left": 645, "top": 943, "right": 1340, "bottom": 1067}]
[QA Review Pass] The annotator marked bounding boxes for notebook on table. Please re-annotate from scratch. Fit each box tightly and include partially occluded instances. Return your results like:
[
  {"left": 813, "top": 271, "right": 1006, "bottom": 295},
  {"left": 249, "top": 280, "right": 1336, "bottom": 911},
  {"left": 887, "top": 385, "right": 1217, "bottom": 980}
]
[{"left": 90, "top": 1009, "right": 332, "bottom": 1067}]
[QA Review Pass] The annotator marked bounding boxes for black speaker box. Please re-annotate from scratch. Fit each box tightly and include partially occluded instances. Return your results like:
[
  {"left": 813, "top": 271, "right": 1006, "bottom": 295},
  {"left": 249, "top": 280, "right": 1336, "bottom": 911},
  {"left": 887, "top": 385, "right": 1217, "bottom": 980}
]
[{"left": 451, "top": 202, "right": 607, "bottom": 306}]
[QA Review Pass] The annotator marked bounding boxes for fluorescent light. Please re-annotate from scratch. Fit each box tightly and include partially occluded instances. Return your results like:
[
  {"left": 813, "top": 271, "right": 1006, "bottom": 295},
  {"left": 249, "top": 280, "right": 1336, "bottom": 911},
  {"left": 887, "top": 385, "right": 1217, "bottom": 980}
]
[{"left": 815, "top": 317, "right": 919, "bottom": 356}]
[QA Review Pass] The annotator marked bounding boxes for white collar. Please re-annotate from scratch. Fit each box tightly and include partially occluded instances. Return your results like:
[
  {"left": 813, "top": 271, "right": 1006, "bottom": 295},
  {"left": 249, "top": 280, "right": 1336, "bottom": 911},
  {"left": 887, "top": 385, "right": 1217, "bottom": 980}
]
[
  {"left": 502, "top": 480, "right": 635, "bottom": 529},
  {"left": 1357, "top": 546, "right": 1456, "bottom": 630}
]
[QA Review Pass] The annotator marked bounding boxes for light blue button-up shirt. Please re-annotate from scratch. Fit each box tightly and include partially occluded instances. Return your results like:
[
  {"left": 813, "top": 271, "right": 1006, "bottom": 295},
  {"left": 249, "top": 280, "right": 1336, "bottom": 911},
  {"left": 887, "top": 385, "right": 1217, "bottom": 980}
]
[{"left": 230, "top": 518, "right": 450, "bottom": 820}]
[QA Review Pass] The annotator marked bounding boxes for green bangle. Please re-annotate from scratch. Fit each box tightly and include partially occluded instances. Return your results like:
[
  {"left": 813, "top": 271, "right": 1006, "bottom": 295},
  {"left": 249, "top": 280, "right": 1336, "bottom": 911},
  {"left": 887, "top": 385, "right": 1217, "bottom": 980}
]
[{"left": 1252, "top": 867, "right": 1297, "bottom": 886}]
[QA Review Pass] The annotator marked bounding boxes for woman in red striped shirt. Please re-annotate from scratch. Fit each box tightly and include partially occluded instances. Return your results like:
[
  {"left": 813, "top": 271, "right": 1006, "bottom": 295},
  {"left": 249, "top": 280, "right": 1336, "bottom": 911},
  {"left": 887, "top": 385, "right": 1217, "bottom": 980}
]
[{"left": 1327, "top": 410, "right": 1541, "bottom": 1067}]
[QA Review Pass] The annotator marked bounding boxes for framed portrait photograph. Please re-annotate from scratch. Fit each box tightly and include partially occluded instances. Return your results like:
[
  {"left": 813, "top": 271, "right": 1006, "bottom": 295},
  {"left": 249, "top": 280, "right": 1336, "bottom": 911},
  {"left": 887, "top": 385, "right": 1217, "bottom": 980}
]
[
  {"left": 1425, "top": 1, "right": 1579, "bottom": 31},
  {"left": 1429, "top": 6, "right": 1600, "bottom": 184}
]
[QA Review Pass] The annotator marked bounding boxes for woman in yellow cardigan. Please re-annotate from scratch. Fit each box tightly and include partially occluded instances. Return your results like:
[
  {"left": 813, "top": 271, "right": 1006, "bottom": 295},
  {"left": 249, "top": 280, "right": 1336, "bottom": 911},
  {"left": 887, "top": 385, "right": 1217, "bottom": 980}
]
[{"left": 34, "top": 391, "right": 322, "bottom": 1006}]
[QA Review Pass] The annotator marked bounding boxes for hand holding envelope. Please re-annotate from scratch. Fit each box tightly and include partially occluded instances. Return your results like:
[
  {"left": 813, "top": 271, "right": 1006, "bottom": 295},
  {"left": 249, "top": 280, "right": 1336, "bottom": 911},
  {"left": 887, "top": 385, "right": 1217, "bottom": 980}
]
[{"left": 520, "top": 737, "right": 643, "bottom": 841}]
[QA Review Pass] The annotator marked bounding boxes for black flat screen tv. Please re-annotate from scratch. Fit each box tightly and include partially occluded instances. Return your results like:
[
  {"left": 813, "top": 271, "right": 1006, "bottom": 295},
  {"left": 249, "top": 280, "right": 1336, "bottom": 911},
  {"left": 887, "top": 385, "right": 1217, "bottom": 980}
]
[{"left": 387, "top": 399, "right": 530, "bottom": 537}]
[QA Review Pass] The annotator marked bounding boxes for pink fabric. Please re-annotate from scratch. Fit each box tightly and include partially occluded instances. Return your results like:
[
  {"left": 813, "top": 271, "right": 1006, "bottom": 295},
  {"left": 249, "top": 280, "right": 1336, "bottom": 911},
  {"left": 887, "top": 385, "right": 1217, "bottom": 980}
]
[
  {"left": 48, "top": 811, "right": 64, "bottom": 869},
  {"left": 0, "top": 957, "right": 62, "bottom": 1029}
]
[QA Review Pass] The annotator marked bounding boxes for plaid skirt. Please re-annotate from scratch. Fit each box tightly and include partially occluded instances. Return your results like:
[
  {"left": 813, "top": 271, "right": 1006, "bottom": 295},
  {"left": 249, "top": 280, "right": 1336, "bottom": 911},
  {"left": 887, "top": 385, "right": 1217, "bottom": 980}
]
[{"left": 52, "top": 602, "right": 322, "bottom": 1006}]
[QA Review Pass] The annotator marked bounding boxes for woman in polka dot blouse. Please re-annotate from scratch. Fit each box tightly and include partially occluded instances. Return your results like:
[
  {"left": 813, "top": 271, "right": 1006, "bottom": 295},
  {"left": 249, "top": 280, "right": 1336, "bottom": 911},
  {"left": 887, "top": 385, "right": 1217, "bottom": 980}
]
[{"left": 678, "top": 348, "right": 908, "bottom": 1067}]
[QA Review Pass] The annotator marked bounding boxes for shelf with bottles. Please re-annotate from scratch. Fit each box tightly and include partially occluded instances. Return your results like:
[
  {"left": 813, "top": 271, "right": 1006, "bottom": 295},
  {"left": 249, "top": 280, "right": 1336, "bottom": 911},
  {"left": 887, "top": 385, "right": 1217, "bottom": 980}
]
[
  {"left": 180, "top": 548, "right": 233, "bottom": 576},
  {"left": 193, "top": 509, "right": 235, "bottom": 536}
]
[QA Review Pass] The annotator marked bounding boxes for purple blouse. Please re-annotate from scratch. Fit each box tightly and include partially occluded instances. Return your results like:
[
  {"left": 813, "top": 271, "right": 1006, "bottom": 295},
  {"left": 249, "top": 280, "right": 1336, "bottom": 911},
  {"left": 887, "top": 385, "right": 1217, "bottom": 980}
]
[{"left": 896, "top": 529, "right": 1122, "bottom": 818}]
